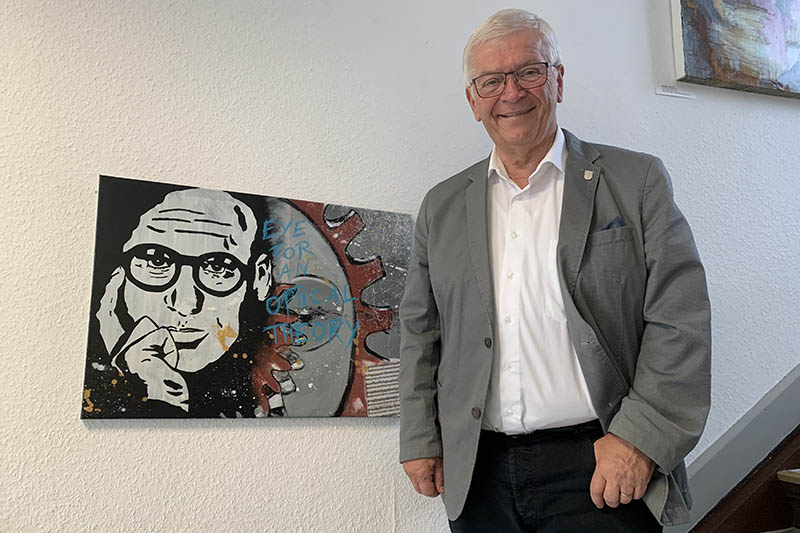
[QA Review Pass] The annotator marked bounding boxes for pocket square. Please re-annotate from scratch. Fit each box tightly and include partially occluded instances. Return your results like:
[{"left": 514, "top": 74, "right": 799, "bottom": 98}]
[{"left": 594, "top": 215, "right": 625, "bottom": 232}]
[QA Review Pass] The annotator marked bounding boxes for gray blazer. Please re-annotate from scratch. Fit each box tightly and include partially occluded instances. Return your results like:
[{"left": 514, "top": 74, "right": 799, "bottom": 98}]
[{"left": 399, "top": 130, "right": 711, "bottom": 526}]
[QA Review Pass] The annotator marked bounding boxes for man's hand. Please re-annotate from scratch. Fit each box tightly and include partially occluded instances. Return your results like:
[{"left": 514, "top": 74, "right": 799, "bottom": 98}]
[
  {"left": 590, "top": 433, "right": 655, "bottom": 508},
  {"left": 120, "top": 326, "right": 189, "bottom": 411},
  {"left": 112, "top": 317, "right": 190, "bottom": 412},
  {"left": 402, "top": 457, "right": 444, "bottom": 497},
  {"left": 97, "top": 267, "right": 127, "bottom": 354}
]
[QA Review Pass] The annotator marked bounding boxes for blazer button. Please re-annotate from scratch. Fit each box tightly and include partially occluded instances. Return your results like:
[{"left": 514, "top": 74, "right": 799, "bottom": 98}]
[
  {"left": 484, "top": 337, "right": 492, "bottom": 348},
  {"left": 471, "top": 407, "right": 481, "bottom": 419}
]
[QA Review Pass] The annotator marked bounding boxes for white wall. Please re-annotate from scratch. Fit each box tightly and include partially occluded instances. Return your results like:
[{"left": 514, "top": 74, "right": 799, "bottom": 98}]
[{"left": 2, "top": 1, "right": 798, "bottom": 531}]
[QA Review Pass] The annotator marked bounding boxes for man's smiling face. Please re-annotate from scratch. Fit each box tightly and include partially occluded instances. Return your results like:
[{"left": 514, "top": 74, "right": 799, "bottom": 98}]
[{"left": 466, "top": 29, "right": 564, "bottom": 155}]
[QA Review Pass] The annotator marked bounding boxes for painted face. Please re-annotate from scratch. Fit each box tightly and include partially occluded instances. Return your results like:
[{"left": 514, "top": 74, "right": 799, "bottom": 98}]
[
  {"left": 121, "top": 189, "right": 258, "bottom": 373},
  {"left": 466, "top": 29, "right": 564, "bottom": 155}
]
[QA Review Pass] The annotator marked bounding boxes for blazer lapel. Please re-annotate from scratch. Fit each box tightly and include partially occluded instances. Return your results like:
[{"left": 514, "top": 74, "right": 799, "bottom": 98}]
[
  {"left": 559, "top": 129, "right": 602, "bottom": 296},
  {"left": 465, "top": 158, "right": 494, "bottom": 326}
]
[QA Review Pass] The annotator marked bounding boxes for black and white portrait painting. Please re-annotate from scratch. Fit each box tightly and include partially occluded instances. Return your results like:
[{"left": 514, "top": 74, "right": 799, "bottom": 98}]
[{"left": 82, "top": 176, "right": 411, "bottom": 418}]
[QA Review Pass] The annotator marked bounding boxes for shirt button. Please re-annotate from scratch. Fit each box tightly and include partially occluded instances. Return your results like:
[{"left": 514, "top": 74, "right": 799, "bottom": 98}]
[
  {"left": 504, "top": 316, "right": 512, "bottom": 324},
  {"left": 511, "top": 231, "right": 519, "bottom": 239},
  {"left": 484, "top": 337, "right": 492, "bottom": 348},
  {"left": 503, "top": 363, "right": 511, "bottom": 371},
  {"left": 471, "top": 407, "right": 481, "bottom": 419},
  {"left": 506, "top": 271, "right": 514, "bottom": 279},
  {"left": 505, "top": 409, "right": 513, "bottom": 416}
]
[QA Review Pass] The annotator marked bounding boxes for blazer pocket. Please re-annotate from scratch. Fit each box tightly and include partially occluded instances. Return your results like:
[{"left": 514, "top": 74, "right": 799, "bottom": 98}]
[{"left": 587, "top": 226, "right": 633, "bottom": 247}]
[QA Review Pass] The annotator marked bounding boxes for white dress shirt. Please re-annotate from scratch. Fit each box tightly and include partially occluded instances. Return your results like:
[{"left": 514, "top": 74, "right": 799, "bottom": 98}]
[{"left": 482, "top": 128, "right": 598, "bottom": 434}]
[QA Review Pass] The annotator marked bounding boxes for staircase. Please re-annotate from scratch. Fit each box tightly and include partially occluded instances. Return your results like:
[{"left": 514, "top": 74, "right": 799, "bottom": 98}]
[{"left": 692, "top": 425, "right": 800, "bottom": 532}]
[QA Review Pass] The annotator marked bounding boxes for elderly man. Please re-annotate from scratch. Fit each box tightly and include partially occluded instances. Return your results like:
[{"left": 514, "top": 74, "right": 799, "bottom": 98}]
[{"left": 399, "top": 9, "right": 710, "bottom": 532}]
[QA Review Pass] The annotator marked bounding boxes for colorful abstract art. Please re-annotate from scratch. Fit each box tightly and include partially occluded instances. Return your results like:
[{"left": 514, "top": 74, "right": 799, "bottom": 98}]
[
  {"left": 672, "top": 0, "right": 800, "bottom": 98},
  {"left": 82, "top": 176, "right": 412, "bottom": 418}
]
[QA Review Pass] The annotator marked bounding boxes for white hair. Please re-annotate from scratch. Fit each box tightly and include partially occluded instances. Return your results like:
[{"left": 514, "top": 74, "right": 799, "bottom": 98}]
[{"left": 462, "top": 8, "right": 561, "bottom": 85}]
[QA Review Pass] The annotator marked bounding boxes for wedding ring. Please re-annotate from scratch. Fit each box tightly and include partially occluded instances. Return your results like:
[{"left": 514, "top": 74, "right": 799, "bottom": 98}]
[{"left": 620, "top": 491, "right": 632, "bottom": 498}]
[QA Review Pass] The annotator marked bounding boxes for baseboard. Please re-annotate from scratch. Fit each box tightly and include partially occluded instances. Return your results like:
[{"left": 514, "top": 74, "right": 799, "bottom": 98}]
[{"left": 665, "top": 362, "right": 800, "bottom": 533}]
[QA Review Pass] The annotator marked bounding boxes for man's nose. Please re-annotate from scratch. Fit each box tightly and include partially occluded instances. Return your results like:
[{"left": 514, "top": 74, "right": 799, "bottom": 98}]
[
  {"left": 500, "top": 73, "right": 524, "bottom": 101},
  {"left": 165, "top": 265, "right": 204, "bottom": 316}
]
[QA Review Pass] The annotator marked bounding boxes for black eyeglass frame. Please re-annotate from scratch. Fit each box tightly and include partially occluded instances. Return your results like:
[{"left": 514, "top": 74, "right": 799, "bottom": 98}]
[
  {"left": 122, "top": 243, "right": 248, "bottom": 298},
  {"left": 471, "top": 62, "right": 557, "bottom": 98}
]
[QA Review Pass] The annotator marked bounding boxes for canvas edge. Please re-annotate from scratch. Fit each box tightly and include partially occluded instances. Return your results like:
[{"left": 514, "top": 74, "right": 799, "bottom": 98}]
[
  {"left": 79, "top": 175, "right": 107, "bottom": 419},
  {"left": 680, "top": 76, "right": 800, "bottom": 100},
  {"left": 669, "top": 0, "right": 687, "bottom": 81}
]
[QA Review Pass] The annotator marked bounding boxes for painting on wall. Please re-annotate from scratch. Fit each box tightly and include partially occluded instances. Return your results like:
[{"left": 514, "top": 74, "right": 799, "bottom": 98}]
[
  {"left": 81, "top": 176, "right": 412, "bottom": 418},
  {"left": 671, "top": 0, "right": 800, "bottom": 99}
]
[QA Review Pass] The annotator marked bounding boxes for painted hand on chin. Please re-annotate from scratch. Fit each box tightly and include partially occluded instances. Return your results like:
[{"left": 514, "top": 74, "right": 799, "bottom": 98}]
[{"left": 112, "top": 317, "right": 189, "bottom": 412}]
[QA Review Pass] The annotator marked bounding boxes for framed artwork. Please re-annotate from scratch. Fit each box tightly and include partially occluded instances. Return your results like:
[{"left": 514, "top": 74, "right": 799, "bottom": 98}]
[
  {"left": 671, "top": 0, "right": 800, "bottom": 99},
  {"left": 81, "top": 176, "right": 412, "bottom": 418}
]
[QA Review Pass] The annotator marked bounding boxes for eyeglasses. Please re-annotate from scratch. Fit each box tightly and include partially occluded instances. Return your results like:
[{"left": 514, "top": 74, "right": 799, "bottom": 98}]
[
  {"left": 123, "top": 244, "right": 247, "bottom": 297},
  {"left": 471, "top": 62, "right": 555, "bottom": 98}
]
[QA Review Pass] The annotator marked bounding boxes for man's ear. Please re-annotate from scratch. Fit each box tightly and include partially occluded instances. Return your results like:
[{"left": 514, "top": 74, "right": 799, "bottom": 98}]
[
  {"left": 253, "top": 253, "right": 272, "bottom": 301},
  {"left": 556, "top": 64, "right": 565, "bottom": 103},
  {"left": 466, "top": 85, "right": 482, "bottom": 122}
]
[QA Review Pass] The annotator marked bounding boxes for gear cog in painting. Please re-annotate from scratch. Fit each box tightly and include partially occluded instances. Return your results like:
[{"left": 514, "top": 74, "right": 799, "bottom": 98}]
[{"left": 252, "top": 198, "right": 403, "bottom": 417}]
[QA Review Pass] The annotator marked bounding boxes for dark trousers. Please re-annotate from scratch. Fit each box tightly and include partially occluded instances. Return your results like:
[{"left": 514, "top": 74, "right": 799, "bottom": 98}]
[{"left": 449, "top": 421, "right": 662, "bottom": 532}]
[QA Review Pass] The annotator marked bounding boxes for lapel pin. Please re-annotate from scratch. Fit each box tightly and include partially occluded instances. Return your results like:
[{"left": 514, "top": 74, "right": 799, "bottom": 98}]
[{"left": 584, "top": 170, "right": 593, "bottom": 181}]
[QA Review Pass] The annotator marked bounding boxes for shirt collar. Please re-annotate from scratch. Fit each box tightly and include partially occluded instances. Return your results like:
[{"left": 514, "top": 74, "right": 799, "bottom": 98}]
[{"left": 488, "top": 127, "right": 566, "bottom": 183}]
